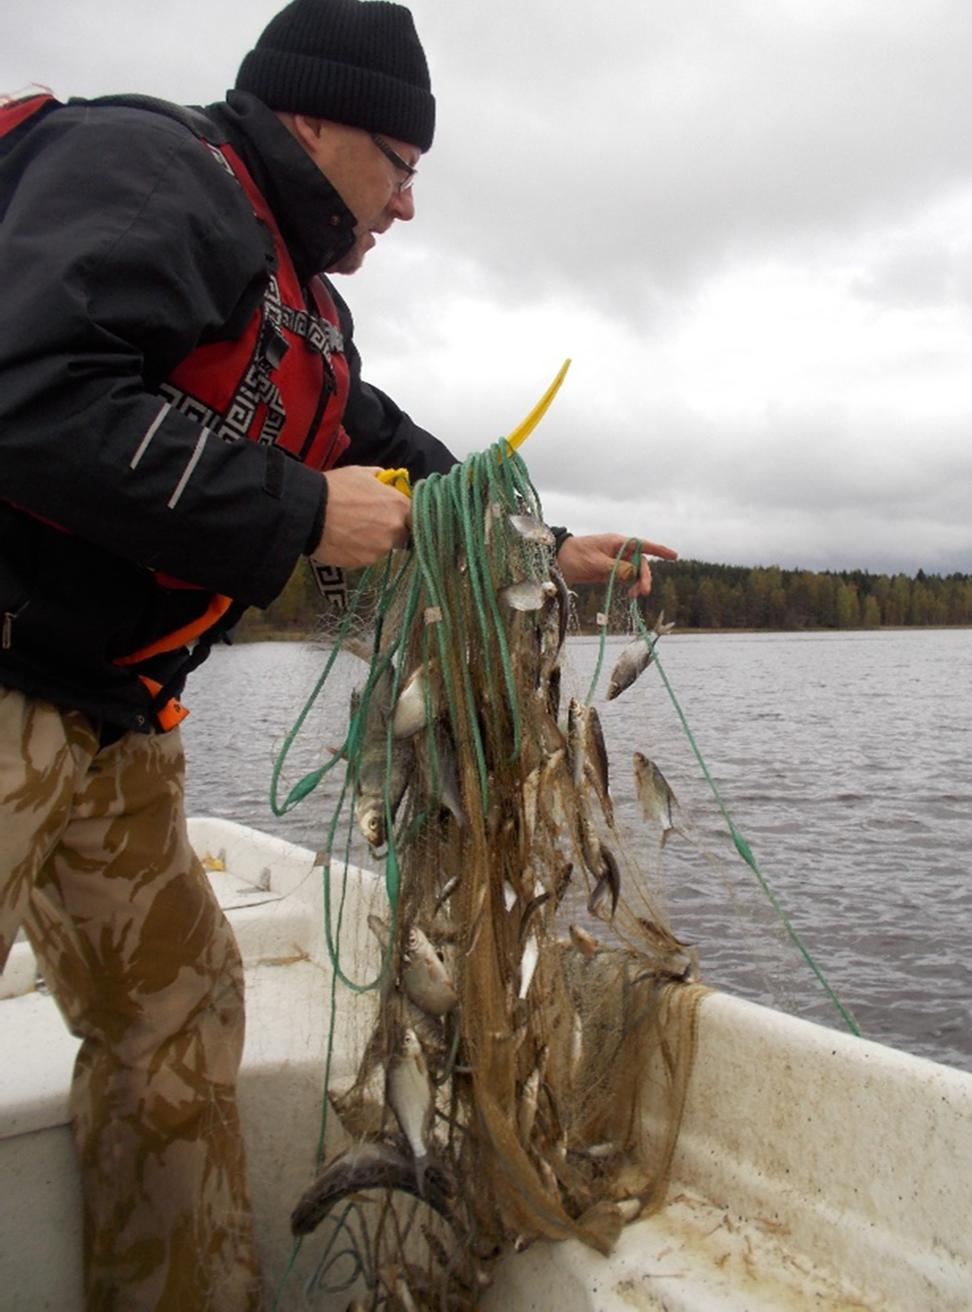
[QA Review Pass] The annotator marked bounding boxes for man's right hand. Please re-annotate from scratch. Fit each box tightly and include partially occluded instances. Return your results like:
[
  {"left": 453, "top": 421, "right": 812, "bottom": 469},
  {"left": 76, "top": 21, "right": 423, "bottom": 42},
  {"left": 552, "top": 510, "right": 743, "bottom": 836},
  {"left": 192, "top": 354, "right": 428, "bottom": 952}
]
[{"left": 311, "top": 465, "right": 412, "bottom": 569}]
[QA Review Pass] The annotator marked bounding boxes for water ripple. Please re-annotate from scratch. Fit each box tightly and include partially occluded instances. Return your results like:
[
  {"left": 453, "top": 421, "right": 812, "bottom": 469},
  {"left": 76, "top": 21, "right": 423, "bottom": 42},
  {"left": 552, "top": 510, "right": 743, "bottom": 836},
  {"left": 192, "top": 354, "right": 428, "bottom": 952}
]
[{"left": 184, "top": 630, "right": 972, "bottom": 1074}]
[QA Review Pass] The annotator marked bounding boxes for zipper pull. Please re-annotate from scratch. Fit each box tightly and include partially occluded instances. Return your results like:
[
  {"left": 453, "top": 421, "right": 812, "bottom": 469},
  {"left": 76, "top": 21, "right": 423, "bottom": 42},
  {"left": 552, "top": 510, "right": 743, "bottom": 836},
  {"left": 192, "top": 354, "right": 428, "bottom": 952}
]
[{"left": 2, "top": 613, "right": 12, "bottom": 650}]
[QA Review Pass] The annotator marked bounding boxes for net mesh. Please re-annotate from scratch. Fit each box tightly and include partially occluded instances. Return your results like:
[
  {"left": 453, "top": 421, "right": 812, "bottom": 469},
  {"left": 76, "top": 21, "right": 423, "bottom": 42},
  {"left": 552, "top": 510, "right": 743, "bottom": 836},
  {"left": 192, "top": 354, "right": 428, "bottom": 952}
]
[{"left": 283, "top": 443, "right": 704, "bottom": 1309}]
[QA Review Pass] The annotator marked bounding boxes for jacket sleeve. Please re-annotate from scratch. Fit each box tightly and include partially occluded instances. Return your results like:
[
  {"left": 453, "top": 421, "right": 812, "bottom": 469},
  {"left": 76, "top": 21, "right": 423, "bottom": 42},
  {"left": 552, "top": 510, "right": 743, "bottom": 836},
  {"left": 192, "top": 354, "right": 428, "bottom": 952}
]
[
  {"left": 324, "top": 279, "right": 459, "bottom": 481},
  {"left": 0, "top": 106, "right": 325, "bottom": 609}
]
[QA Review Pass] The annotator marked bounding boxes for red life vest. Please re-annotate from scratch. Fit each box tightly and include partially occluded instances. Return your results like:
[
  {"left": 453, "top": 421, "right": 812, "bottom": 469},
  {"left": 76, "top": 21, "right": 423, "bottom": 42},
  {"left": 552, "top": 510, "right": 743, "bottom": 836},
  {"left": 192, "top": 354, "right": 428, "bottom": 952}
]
[
  {"left": 2, "top": 91, "right": 352, "bottom": 729},
  {"left": 162, "top": 139, "right": 352, "bottom": 473}
]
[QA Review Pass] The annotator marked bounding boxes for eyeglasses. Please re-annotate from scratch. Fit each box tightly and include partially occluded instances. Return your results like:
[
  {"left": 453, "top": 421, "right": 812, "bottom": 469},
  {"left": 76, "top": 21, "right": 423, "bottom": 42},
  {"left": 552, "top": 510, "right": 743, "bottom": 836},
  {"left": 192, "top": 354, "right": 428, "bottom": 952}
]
[{"left": 371, "top": 134, "right": 417, "bottom": 192}]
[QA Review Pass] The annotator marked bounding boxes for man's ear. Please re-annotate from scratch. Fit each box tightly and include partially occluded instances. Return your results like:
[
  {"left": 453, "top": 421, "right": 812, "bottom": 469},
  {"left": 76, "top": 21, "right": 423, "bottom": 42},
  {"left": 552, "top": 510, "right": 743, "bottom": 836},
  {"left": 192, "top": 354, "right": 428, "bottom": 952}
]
[
  {"left": 290, "top": 114, "right": 326, "bottom": 151},
  {"left": 274, "top": 111, "right": 327, "bottom": 156}
]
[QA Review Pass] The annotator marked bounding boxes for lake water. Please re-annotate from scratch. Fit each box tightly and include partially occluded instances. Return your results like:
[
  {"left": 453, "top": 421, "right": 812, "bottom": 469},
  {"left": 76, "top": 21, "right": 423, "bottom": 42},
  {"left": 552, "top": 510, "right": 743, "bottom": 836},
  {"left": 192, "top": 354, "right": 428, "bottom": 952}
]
[{"left": 183, "top": 629, "right": 972, "bottom": 1073}]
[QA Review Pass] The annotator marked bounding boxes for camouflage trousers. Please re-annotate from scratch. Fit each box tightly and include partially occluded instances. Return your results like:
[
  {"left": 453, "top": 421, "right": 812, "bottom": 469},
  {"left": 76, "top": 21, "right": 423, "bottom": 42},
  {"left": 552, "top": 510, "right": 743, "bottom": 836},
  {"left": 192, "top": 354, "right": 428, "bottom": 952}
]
[{"left": 0, "top": 688, "right": 263, "bottom": 1311}]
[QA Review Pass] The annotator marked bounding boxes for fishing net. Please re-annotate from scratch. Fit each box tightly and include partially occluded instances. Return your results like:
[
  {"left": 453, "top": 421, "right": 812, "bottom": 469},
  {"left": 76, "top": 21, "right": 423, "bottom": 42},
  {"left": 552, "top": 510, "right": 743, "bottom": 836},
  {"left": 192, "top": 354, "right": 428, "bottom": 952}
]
[{"left": 274, "top": 442, "right": 705, "bottom": 1309}]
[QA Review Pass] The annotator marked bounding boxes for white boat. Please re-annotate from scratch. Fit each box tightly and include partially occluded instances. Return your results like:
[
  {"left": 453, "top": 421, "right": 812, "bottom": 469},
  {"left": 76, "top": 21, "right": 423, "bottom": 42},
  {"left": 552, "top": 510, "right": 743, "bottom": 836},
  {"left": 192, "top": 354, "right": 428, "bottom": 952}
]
[{"left": 1, "top": 816, "right": 970, "bottom": 1310}]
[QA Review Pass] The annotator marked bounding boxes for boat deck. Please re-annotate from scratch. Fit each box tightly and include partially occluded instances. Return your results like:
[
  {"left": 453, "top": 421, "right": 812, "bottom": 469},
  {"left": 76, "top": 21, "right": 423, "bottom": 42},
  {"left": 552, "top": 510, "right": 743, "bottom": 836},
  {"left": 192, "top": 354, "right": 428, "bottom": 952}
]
[{"left": 2, "top": 817, "right": 971, "bottom": 1311}]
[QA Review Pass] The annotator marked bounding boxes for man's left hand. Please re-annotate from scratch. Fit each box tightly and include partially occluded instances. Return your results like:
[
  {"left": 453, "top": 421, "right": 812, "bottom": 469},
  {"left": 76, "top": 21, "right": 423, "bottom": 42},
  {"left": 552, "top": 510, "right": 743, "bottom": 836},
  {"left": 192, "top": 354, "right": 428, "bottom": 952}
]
[{"left": 556, "top": 533, "right": 678, "bottom": 598}]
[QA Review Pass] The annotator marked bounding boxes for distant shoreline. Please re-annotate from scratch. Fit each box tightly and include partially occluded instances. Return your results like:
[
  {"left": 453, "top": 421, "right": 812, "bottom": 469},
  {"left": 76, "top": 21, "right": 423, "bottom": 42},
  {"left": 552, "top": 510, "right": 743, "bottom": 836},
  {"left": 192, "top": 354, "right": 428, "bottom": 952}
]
[{"left": 230, "top": 622, "right": 972, "bottom": 644}]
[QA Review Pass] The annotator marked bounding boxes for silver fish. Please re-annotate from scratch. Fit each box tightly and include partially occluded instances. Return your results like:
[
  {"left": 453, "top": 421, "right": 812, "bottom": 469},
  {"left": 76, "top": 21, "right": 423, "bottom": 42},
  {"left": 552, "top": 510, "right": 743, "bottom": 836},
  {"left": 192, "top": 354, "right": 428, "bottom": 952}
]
[
  {"left": 432, "top": 872, "right": 460, "bottom": 915},
  {"left": 351, "top": 670, "right": 412, "bottom": 847},
  {"left": 633, "top": 751, "right": 676, "bottom": 841},
  {"left": 587, "top": 848, "right": 621, "bottom": 920},
  {"left": 290, "top": 1140, "right": 451, "bottom": 1234},
  {"left": 518, "top": 1066, "right": 541, "bottom": 1144},
  {"left": 567, "top": 698, "right": 611, "bottom": 820},
  {"left": 423, "top": 722, "right": 464, "bottom": 827},
  {"left": 509, "top": 513, "right": 555, "bottom": 548},
  {"left": 402, "top": 926, "right": 458, "bottom": 1016},
  {"left": 606, "top": 610, "right": 675, "bottom": 701},
  {"left": 550, "top": 567, "right": 571, "bottom": 657},
  {"left": 520, "top": 888, "right": 551, "bottom": 942},
  {"left": 517, "top": 1046, "right": 547, "bottom": 1143},
  {"left": 518, "top": 932, "right": 540, "bottom": 1000},
  {"left": 580, "top": 820, "right": 621, "bottom": 919},
  {"left": 392, "top": 661, "right": 435, "bottom": 738},
  {"left": 387, "top": 1028, "right": 434, "bottom": 1194},
  {"left": 499, "top": 578, "right": 557, "bottom": 611}
]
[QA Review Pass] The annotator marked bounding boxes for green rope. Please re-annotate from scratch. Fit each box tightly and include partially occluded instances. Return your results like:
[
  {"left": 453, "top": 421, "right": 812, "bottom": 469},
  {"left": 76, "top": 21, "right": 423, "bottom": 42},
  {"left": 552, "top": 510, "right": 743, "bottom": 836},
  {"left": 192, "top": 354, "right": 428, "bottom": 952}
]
[
  {"left": 625, "top": 598, "right": 862, "bottom": 1037},
  {"left": 583, "top": 538, "right": 644, "bottom": 706},
  {"left": 266, "top": 450, "right": 860, "bottom": 1312}
]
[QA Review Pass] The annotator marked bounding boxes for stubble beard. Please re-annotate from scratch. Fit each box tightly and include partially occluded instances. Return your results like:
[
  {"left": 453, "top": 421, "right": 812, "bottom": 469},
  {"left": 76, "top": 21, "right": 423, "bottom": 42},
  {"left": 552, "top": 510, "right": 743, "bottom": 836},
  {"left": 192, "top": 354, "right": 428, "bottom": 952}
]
[{"left": 328, "top": 230, "right": 374, "bottom": 276}]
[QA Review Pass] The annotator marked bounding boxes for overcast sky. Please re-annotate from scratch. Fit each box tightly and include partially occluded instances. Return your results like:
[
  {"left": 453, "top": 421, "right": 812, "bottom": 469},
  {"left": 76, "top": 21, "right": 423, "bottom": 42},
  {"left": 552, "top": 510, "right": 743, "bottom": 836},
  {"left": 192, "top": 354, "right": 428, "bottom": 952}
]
[{"left": 4, "top": 0, "right": 971, "bottom": 575}]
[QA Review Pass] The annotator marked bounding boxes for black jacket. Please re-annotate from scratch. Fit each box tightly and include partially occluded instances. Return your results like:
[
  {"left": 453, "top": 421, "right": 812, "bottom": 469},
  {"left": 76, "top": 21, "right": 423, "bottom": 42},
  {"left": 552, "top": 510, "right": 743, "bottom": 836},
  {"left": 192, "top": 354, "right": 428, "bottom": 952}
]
[{"left": 0, "top": 90, "right": 456, "bottom": 730}]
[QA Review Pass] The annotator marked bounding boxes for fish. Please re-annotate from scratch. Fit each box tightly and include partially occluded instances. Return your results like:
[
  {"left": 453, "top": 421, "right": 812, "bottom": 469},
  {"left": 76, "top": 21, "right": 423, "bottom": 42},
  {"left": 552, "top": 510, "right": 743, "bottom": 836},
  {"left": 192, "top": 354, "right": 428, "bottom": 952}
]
[
  {"left": 425, "top": 722, "right": 465, "bottom": 828},
  {"left": 484, "top": 499, "right": 504, "bottom": 545},
  {"left": 521, "top": 760, "right": 544, "bottom": 850},
  {"left": 290, "top": 1140, "right": 452, "bottom": 1234},
  {"left": 367, "top": 912, "right": 391, "bottom": 943},
  {"left": 547, "top": 566, "right": 571, "bottom": 664},
  {"left": 543, "top": 855, "right": 574, "bottom": 908},
  {"left": 518, "top": 932, "right": 540, "bottom": 1000},
  {"left": 520, "top": 888, "right": 551, "bottom": 941},
  {"left": 432, "top": 872, "right": 460, "bottom": 915},
  {"left": 579, "top": 819, "right": 621, "bottom": 919},
  {"left": 633, "top": 751, "right": 676, "bottom": 841},
  {"left": 351, "top": 669, "right": 413, "bottom": 848},
  {"left": 402, "top": 926, "right": 458, "bottom": 1016},
  {"left": 387, "top": 1028, "right": 435, "bottom": 1194},
  {"left": 499, "top": 579, "right": 557, "bottom": 611},
  {"left": 518, "top": 1065, "right": 541, "bottom": 1143},
  {"left": 606, "top": 610, "right": 675, "bottom": 701},
  {"left": 567, "top": 698, "right": 612, "bottom": 820},
  {"left": 508, "top": 513, "right": 556, "bottom": 548},
  {"left": 537, "top": 1157, "right": 562, "bottom": 1203},
  {"left": 569, "top": 924, "right": 600, "bottom": 957},
  {"left": 392, "top": 661, "right": 436, "bottom": 738}
]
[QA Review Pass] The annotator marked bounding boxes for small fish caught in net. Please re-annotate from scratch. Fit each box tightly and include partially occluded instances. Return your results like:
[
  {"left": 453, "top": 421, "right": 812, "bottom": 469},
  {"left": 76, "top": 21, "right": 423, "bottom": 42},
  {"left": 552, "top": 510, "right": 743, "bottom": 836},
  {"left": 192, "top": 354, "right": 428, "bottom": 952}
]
[{"left": 277, "top": 442, "right": 706, "bottom": 1309}]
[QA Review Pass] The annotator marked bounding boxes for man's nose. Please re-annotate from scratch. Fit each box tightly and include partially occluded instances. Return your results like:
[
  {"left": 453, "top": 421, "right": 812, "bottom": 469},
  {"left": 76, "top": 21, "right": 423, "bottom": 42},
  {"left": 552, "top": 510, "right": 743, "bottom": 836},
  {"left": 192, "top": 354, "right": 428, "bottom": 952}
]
[{"left": 390, "top": 188, "right": 416, "bottom": 222}]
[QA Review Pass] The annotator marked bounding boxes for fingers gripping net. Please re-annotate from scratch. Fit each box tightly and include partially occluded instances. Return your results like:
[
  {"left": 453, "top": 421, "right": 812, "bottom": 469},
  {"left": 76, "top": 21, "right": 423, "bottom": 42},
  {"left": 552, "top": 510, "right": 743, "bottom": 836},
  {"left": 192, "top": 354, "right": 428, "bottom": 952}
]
[{"left": 286, "top": 443, "right": 702, "bottom": 1308}]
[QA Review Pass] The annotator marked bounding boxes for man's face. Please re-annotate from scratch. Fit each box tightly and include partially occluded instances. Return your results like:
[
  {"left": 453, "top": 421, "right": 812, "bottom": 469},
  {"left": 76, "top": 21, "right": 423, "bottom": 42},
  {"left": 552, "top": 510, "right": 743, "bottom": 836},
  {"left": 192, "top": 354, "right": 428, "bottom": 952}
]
[{"left": 296, "top": 119, "right": 420, "bottom": 274}]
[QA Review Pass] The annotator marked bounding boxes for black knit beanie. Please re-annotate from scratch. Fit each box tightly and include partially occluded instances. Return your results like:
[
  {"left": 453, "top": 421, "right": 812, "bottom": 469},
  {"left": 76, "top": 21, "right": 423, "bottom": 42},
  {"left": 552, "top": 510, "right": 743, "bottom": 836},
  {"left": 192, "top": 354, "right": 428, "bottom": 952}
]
[{"left": 235, "top": 0, "right": 435, "bottom": 151}]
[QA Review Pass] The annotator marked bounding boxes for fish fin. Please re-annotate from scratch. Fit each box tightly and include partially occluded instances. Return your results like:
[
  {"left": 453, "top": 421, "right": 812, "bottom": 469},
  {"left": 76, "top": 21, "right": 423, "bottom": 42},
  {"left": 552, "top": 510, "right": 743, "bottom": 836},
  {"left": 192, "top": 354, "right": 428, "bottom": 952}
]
[{"left": 343, "top": 636, "right": 376, "bottom": 663}]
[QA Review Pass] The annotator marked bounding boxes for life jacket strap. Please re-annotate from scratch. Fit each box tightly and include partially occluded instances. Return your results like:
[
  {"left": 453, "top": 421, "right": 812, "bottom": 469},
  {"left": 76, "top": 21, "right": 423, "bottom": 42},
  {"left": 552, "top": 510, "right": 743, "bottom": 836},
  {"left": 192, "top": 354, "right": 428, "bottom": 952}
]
[{"left": 136, "top": 675, "right": 190, "bottom": 732}]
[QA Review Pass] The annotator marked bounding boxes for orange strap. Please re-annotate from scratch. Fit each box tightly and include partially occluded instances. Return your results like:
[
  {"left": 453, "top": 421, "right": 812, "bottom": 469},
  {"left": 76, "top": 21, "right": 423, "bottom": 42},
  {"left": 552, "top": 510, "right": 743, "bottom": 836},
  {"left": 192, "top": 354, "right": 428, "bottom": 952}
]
[
  {"left": 114, "top": 594, "right": 233, "bottom": 666},
  {"left": 136, "top": 676, "right": 190, "bottom": 731}
]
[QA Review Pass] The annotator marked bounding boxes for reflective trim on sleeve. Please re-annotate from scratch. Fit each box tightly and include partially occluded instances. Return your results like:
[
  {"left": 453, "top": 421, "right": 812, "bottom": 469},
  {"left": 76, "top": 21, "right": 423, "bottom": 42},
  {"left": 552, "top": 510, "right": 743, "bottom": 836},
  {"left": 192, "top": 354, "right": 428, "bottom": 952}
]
[
  {"left": 130, "top": 401, "right": 172, "bottom": 469},
  {"left": 168, "top": 427, "right": 209, "bottom": 508}
]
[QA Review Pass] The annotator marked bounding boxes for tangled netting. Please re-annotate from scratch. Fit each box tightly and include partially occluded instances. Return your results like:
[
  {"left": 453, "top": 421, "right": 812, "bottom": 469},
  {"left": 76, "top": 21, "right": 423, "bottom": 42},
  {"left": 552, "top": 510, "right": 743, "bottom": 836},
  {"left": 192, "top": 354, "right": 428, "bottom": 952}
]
[{"left": 276, "top": 442, "right": 705, "bottom": 1309}]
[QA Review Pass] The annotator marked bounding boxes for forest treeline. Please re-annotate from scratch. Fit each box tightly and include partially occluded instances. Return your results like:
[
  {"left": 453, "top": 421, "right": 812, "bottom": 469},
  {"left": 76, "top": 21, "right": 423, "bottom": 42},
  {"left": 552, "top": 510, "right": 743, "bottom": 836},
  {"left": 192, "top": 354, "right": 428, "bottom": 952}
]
[{"left": 234, "top": 558, "right": 972, "bottom": 640}]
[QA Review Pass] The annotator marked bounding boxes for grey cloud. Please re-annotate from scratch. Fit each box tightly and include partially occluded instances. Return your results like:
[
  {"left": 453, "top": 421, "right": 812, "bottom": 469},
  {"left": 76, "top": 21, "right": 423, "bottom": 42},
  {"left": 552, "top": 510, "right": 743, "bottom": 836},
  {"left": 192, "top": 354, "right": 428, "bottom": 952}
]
[
  {"left": 417, "top": 0, "right": 972, "bottom": 308},
  {"left": 4, "top": 0, "right": 970, "bottom": 577}
]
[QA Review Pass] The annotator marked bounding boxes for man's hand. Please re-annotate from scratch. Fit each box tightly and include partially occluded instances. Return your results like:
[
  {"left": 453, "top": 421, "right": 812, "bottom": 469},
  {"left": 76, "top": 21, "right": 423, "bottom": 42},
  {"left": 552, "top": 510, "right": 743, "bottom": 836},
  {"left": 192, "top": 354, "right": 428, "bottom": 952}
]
[
  {"left": 557, "top": 533, "right": 678, "bottom": 598},
  {"left": 311, "top": 466, "right": 412, "bottom": 569}
]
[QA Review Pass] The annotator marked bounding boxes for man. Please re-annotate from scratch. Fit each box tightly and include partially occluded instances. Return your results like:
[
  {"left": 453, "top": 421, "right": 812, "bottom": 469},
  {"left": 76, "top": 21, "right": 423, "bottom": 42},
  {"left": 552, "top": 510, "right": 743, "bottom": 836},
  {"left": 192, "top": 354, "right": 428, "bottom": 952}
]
[{"left": 0, "top": 1, "right": 675, "bottom": 1306}]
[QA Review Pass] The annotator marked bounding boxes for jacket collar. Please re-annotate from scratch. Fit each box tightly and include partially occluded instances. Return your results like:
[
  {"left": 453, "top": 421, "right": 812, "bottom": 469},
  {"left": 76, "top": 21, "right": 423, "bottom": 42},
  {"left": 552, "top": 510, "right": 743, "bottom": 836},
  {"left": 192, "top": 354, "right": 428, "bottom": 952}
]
[{"left": 206, "top": 90, "right": 357, "bottom": 285}]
